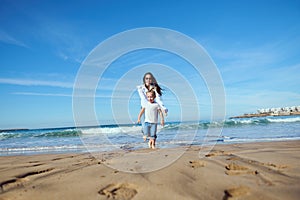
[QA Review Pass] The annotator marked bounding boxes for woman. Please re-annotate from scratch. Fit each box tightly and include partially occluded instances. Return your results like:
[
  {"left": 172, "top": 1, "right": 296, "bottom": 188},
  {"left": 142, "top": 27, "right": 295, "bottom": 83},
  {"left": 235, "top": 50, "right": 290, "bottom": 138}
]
[{"left": 137, "top": 72, "right": 168, "bottom": 115}]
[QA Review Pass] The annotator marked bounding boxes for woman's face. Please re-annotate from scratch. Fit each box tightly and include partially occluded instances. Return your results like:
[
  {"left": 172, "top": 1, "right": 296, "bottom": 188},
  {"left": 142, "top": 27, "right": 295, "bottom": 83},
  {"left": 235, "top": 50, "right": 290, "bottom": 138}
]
[{"left": 144, "top": 74, "right": 153, "bottom": 86}]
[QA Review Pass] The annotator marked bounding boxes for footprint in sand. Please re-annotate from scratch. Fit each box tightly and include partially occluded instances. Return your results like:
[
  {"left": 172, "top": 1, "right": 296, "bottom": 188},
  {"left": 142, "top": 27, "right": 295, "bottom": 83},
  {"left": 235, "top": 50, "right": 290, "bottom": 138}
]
[
  {"left": 226, "top": 162, "right": 278, "bottom": 186},
  {"left": 225, "top": 162, "right": 257, "bottom": 175},
  {"left": 189, "top": 160, "right": 206, "bottom": 168},
  {"left": 205, "top": 150, "right": 230, "bottom": 157},
  {"left": 223, "top": 186, "right": 250, "bottom": 200},
  {"left": 264, "top": 162, "right": 288, "bottom": 170},
  {"left": 0, "top": 168, "right": 54, "bottom": 193},
  {"left": 98, "top": 183, "right": 137, "bottom": 200}
]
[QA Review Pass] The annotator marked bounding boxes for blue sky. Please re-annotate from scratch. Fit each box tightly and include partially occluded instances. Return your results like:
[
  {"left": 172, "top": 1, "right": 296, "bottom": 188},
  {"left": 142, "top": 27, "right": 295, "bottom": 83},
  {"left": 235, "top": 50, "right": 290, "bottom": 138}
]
[{"left": 0, "top": 0, "right": 299, "bottom": 129}]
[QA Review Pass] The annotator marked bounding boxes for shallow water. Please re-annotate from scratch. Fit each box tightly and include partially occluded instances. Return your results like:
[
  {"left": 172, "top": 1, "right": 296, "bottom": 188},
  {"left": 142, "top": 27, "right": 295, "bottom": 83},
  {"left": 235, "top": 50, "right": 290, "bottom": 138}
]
[{"left": 1, "top": 116, "right": 299, "bottom": 156}]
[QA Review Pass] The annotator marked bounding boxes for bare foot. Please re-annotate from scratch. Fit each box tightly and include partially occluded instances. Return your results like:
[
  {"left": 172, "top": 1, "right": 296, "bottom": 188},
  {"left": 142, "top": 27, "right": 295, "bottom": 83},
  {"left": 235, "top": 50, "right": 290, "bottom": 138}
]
[{"left": 151, "top": 139, "right": 156, "bottom": 149}]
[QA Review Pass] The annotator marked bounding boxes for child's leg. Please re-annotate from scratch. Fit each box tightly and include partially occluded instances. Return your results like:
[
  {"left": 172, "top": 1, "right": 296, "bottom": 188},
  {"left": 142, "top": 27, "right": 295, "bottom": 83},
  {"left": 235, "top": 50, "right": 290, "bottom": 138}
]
[
  {"left": 143, "top": 122, "right": 151, "bottom": 143},
  {"left": 143, "top": 135, "right": 147, "bottom": 141},
  {"left": 150, "top": 124, "right": 158, "bottom": 149},
  {"left": 148, "top": 139, "right": 152, "bottom": 148},
  {"left": 151, "top": 139, "right": 156, "bottom": 149},
  {"left": 141, "top": 116, "right": 147, "bottom": 141}
]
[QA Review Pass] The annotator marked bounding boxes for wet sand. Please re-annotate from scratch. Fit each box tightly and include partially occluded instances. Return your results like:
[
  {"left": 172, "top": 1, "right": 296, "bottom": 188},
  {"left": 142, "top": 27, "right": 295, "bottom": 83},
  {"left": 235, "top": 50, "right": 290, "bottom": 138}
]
[{"left": 0, "top": 140, "right": 299, "bottom": 200}]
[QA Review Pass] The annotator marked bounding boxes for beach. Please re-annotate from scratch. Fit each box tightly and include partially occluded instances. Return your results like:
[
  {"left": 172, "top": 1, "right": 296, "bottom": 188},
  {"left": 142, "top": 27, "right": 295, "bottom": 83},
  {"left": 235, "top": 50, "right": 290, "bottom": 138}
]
[{"left": 0, "top": 140, "right": 299, "bottom": 200}]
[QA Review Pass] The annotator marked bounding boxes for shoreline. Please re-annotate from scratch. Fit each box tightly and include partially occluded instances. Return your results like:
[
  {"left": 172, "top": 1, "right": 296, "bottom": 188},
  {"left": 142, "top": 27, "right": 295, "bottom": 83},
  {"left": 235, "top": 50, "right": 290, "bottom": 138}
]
[
  {"left": 2, "top": 137, "right": 300, "bottom": 157},
  {"left": 0, "top": 140, "right": 299, "bottom": 199}
]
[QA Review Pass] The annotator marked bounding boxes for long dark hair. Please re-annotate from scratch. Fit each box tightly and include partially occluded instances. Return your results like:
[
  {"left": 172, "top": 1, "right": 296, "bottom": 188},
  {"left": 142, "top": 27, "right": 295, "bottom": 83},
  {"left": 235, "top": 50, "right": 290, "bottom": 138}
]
[{"left": 143, "top": 72, "right": 163, "bottom": 96}]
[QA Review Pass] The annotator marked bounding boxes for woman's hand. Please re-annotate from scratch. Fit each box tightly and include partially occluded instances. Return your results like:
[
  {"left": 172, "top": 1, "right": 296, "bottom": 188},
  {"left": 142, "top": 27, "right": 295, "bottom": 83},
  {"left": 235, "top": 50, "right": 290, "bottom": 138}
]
[{"left": 149, "top": 85, "right": 156, "bottom": 91}]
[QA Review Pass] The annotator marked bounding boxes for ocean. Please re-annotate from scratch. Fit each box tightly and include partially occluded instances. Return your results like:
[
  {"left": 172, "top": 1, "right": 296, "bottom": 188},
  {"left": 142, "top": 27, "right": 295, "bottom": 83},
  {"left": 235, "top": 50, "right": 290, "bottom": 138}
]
[{"left": 1, "top": 115, "right": 300, "bottom": 156}]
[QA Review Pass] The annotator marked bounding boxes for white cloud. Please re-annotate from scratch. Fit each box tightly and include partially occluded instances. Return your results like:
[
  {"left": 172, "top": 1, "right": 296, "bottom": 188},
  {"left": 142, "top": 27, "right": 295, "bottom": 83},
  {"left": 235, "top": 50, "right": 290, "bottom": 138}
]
[
  {"left": 11, "top": 91, "right": 138, "bottom": 99},
  {"left": 12, "top": 92, "right": 72, "bottom": 97},
  {"left": 0, "top": 78, "right": 73, "bottom": 88},
  {"left": 226, "top": 89, "right": 300, "bottom": 113},
  {"left": 0, "top": 30, "right": 28, "bottom": 48},
  {"left": 34, "top": 19, "right": 91, "bottom": 63}
]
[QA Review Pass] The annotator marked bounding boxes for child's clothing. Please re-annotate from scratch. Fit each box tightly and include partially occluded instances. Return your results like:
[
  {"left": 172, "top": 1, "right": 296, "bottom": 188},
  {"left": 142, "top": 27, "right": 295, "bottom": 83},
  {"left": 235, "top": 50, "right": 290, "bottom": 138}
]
[
  {"left": 143, "top": 101, "right": 161, "bottom": 139},
  {"left": 143, "top": 122, "right": 157, "bottom": 140}
]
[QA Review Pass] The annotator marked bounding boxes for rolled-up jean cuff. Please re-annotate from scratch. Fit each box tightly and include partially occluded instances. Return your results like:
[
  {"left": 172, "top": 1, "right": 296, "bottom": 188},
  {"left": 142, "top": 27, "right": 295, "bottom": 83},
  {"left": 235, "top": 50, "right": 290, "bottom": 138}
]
[{"left": 143, "top": 122, "right": 157, "bottom": 139}]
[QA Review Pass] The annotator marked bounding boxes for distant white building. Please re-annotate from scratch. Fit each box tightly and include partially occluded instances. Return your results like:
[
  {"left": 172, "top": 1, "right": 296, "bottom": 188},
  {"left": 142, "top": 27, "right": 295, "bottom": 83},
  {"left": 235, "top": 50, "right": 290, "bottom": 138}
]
[{"left": 256, "top": 105, "right": 300, "bottom": 115}]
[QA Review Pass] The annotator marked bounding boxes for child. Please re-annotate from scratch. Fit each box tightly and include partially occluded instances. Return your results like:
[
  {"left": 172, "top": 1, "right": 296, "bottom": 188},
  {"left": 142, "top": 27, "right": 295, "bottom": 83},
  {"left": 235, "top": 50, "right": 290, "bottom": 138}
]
[{"left": 137, "top": 90, "right": 164, "bottom": 149}]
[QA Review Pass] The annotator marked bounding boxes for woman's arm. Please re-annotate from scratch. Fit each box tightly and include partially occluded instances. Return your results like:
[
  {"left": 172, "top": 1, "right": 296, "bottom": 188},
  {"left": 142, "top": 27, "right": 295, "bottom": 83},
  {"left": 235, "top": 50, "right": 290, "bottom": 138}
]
[
  {"left": 153, "top": 89, "right": 168, "bottom": 114},
  {"left": 137, "top": 85, "right": 148, "bottom": 107}
]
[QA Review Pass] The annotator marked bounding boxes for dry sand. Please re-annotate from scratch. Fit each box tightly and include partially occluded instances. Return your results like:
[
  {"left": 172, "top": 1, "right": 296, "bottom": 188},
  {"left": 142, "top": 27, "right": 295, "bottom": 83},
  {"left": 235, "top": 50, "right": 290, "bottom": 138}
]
[{"left": 0, "top": 140, "right": 299, "bottom": 200}]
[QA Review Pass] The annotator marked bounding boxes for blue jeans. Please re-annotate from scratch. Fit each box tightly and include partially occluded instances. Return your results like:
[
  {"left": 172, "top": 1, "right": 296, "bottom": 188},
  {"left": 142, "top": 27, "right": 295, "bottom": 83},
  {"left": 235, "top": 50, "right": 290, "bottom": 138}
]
[{"left": 143, "top": 122, "right": 158, "bottom": 139}]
